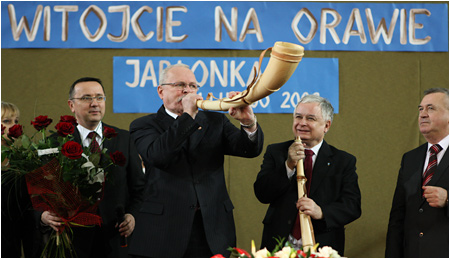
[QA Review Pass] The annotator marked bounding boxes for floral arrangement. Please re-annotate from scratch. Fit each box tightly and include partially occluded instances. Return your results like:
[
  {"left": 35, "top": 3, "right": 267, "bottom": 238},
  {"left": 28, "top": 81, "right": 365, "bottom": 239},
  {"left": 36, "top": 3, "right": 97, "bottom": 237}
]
[
  {"left": 1, "top": 115, "right": 126, "bottom": 257},
  {"left": 212, "top": 239, "right": 341, "bottom": 258}
]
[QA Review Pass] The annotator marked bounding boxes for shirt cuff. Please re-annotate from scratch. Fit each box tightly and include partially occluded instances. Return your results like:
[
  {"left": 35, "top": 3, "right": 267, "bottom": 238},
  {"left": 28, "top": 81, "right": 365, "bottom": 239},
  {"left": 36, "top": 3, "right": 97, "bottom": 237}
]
[
  {"left": 245, "top": 128, "right": 258, "bottom": 142},
  {"left": 286, "top": 161, "right": 296, "bottom": 179}
]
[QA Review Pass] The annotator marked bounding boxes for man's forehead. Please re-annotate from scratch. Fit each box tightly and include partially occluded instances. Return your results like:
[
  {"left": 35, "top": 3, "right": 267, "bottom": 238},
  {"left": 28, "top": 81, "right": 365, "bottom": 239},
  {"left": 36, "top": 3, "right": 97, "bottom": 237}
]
[
  {"left": 74, "top": 82, "right": 104, "bottom": 94},
  {"left": 420, "top": 93, "right": 448, "bottom": 105}
]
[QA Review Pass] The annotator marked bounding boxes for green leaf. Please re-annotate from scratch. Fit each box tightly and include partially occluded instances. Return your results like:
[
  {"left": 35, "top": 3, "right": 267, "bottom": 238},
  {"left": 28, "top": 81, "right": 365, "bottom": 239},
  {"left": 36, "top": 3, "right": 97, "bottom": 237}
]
[
  {"left": 90, "top": 153, "right": 101, "bottom": 166},
  {"left": 21, "top": 134, "right": 31, "bottom": 149}
]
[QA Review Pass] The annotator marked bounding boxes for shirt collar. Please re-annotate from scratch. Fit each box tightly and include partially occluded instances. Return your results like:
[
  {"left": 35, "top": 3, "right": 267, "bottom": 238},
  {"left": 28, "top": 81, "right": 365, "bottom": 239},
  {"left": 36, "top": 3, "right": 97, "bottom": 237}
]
[
  {"left": 77, "top": 122, "right": 103, "bottom": 142},
  {"left": 307, "top": 140, "right": 323, "bottom": 155},
  {"left": 165, "top": 108, "right": 178, "bottom": 119},
  {"left": 428, "top": 135, "right": 449, "bottom": 152}
]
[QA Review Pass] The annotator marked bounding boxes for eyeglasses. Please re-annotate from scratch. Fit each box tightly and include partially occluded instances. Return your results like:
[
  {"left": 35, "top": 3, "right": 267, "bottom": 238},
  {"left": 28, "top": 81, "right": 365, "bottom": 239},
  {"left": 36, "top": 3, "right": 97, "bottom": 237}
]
[
  {"left": 71, "top": 96, "right": 106, "bottom": 103},
  {"left": 161, "top": 82, "right": 200, "bottom": 90}
]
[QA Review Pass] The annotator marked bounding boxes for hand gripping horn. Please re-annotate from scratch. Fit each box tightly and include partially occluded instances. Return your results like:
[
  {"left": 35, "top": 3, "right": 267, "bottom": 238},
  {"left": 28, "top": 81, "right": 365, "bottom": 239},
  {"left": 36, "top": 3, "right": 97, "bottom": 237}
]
[{"left": 196, "top": 42, "right": 304, "bottom": 111}]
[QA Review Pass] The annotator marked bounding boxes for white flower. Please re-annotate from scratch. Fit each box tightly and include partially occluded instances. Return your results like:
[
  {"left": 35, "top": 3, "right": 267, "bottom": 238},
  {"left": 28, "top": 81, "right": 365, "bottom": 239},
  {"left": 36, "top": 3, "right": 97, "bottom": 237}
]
[
  {"left": 254, "top": 248, "right": 270, "bottom": 258},
  {"left": 37, "top": 148, "right": 59, "bottom": 156},
  {"left": 315, "top": 246, "right": 341, "bottom": 258},
  {"left": 274, "top": 246, "right": 295, "bottom": 258},
  {"left": 82, "top": 162, "right": 105, "bottom": 187},
  {"left": 91, "top": 168, "right": 105, "bottom": 186},
  {"left": 82, "top": 161, "right": 95, "bottom": 173}
]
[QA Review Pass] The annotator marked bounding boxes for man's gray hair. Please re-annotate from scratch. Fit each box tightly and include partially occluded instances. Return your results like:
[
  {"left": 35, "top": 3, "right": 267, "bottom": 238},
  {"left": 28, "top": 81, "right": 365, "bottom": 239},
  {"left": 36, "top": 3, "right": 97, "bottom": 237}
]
[
  {"left": 159, "top": 63, "right": 190, "bottom": 85},
  {"left": 424, "top": 87, "right": 449, "bottom": 97},
  {"left": 296, "top": 94, "right": 334, "bottom": 122}
]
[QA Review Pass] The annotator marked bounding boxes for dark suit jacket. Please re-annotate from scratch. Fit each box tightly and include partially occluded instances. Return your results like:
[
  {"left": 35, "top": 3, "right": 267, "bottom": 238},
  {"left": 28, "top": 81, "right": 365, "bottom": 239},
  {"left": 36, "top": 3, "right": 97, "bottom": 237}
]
[
  {"left": 40, "top": 123, "right": 145, "bottom": 257},
  {"left": 254, "top": 140, "right": 361, "bottom": 256},
  {"left": 386, "top": 143, "right": 449, "bottom": 258},
  {"left": 128, "top": 105, "right": 264, "bottom": 257}
]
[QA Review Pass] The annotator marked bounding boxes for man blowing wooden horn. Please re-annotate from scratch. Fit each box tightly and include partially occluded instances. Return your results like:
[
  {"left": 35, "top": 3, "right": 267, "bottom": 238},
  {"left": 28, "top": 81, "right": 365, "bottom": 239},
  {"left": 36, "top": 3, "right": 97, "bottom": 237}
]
[{"left": 254, "top": 95, "right": 361, "bottom": 256}]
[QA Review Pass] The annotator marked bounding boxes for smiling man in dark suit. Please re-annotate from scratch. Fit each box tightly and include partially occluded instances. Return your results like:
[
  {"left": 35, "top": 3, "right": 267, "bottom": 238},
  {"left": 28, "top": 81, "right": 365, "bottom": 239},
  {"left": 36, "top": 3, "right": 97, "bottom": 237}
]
[
  {"left": 40, "top": 77, "right": 145, "bottom": 257},
  {"left": 254, "top": 95, "right": 361, "bottom": 256},
  {"left": 386, "top": 87, "right": 449, "bottom": 258},
  {"left": 128, "top": 63, "right": 264, "bottom": 258}
]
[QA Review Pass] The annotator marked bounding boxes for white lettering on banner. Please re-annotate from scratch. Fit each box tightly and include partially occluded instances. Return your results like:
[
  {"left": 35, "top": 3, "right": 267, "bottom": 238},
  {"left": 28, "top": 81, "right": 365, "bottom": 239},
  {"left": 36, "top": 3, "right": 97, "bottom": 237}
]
[
  {"left": 107, "top": 5, "right": 130, "bottom": 42},
  {"left": 125, "top": 59, "right": 261, "bottom": 89},
  {"left": 215, "top": 6, "right": 263, "bottom": 42},
  {"left": 6, "top": 3, "right": 434, "bottom": 46},
  {"left": 126, "top": 59, "right": 139, "bottom": 88},
  {"left": 250, "top": 92, "right": 321, "bottom": 110},
  {"left": 80, "top": 5, "right": 107, "bottom": 42},
  {"left": 54, "top": 5, "right": 78, "bottom": 41},
  {"left": 8, "top": 4, "right": 43, "bottom": 41},
  {"left": 291, "top": 7, "right": 431, "bottom": 45}
]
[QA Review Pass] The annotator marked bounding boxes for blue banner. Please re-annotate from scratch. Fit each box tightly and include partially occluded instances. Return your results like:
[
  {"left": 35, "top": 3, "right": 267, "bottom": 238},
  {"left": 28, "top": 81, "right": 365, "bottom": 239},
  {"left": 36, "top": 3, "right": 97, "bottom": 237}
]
[
  {"left": 113, "top": 57, "right": 339, "bottom": 114},
  {"left": 2, "top": 1, "right": 447, "bottom": 51}
]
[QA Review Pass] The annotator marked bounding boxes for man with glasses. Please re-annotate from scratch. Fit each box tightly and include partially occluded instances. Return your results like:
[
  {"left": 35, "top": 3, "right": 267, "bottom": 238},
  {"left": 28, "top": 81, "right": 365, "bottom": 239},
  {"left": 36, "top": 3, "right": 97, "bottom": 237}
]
[
  {"left": 39, "top": 77, "right": 145, "bottom": 257},
  {"left": 128, "top": 64, "right": 264, "bottom": 257}
]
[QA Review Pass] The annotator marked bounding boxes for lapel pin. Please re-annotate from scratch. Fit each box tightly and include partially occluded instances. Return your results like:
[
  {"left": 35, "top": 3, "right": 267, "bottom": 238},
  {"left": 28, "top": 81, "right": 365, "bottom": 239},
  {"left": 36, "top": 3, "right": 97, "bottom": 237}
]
[{"left": 327, "top": 162, "right": 331, "bottom": 166}]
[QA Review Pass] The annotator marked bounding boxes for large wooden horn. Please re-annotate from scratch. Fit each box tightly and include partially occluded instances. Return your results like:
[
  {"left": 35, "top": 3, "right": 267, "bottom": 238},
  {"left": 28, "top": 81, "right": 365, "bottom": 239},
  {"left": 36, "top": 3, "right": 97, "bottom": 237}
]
[
  {"left": 197, "top": 42, "right": 304, "bottom": 111},
  {"left": 295, "top": 136, "right": 316, "bottom": 253}
]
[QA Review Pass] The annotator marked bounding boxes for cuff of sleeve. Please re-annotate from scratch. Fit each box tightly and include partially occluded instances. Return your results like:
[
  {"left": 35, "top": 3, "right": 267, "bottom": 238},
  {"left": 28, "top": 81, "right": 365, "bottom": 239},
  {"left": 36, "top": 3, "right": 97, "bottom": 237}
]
[{"left": 286, "top": 161, "right": 296, "bottom": 179}]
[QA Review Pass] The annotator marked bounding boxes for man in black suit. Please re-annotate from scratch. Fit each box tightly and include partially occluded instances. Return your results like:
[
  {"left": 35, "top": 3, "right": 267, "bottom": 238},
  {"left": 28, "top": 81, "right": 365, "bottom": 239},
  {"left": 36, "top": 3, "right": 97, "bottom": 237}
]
[
  {"left": 128, "top": 63, "right": 264, "bottom": 257},
  {"left": 386, "top": 87, "right": 449, "bottom": 258},
  {"left": 40, "top": 77, "right": 145, "bottom": 257},
  {"left": 254, "top": 95, "right": 361, "bottom": 256}
]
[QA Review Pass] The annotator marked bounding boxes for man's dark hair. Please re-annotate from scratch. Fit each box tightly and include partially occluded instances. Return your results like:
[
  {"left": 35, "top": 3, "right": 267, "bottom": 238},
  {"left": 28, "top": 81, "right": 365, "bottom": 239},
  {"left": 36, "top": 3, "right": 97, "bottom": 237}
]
[{"left": 69, "top": 77, "right": 105, "bottom": 99}]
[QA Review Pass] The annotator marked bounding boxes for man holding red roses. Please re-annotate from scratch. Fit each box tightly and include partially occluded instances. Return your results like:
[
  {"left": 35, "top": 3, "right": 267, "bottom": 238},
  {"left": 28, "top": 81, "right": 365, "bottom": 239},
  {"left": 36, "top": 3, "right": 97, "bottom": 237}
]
[{"left": 39, "top": 77, "right": 145, "bottom": 257}]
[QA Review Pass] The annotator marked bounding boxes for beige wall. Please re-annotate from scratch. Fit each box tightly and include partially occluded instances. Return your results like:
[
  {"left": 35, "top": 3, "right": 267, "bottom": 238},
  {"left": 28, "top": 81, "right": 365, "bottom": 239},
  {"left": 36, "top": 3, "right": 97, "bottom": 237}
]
[{"left": 1, "top": 44, "right": 448, "bottom": 257}]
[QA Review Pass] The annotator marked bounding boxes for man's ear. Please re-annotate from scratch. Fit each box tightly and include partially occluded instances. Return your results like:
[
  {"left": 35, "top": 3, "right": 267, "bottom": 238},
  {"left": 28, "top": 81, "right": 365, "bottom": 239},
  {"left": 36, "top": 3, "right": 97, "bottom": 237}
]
[
  {"left": 68, "top": 100, "right": 75, "bottom": 113},
  {"left": 324, "top": 120, "right": 331, "bottom": 134},
  {"left": 157, "top": 85, "right": 164, "bottom": 100}
]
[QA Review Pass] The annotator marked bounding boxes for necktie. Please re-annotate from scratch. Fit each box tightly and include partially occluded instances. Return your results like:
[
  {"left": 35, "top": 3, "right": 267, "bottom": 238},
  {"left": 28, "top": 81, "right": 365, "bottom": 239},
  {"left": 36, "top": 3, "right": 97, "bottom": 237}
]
[
  {"left": 422, "top": 144, "right": 442, "bottom": 188},
  {"left": 87, "top": 131, "right": 101, "bottom": 153},
  {"left": 292, "top": 149, "right": 314, "bottom": 240}
]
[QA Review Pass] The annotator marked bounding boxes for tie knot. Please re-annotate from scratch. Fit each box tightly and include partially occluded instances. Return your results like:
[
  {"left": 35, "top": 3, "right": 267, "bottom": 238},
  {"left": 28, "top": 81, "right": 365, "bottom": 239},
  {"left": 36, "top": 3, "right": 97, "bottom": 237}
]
[
  {"left": 430, "top": 144, "right": 442, "bottom": 155},
  {"left": 305, "top": 149, "right": 314, "bottom": 157},
  {"left": 87, "top": 131, "right": 97, "bottom": 139}
]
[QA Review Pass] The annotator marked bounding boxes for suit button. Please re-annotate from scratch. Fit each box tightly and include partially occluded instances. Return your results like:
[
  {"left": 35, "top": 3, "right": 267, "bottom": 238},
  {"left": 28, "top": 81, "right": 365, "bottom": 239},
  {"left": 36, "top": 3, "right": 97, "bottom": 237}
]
[
  {"left": 419, "top": 208, "right": 423, "bottom": 213},
  {"left": 288, "top": 220, "right": 292, "bottom": 225},
  {"left": 190, "top": 205, "right": 196, "bottom": 209},
  {"left": 419, "top": 232, "right": 424, "bottom": 237}
]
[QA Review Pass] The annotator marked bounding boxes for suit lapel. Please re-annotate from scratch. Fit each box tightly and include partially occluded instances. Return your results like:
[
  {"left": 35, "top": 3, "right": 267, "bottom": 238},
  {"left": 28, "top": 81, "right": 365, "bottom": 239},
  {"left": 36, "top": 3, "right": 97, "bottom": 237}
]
[
  {"left": 404, "top": 144, "right": 428, "bottom": 207},
  {"left": 155, "top": 105, "right": 176, "bottom": 131},
  {"left": 188, "top": 113, "right": 208, "bottom": 151},
  {"left": 101, "top": 123, "right": 116, "bottom": 153},
  {"left": 309, "top": 141, "right": 332, "bottom": 197},
  {"left": 73, "top": 128, "right": 82, "bottom": 144}
]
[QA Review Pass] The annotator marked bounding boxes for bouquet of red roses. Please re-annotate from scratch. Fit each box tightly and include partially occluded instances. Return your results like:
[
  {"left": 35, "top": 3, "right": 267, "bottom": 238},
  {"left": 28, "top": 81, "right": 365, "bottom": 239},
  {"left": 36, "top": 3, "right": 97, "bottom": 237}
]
[{"left": 1, "top": 115, "right": 126, "bottom": 257}]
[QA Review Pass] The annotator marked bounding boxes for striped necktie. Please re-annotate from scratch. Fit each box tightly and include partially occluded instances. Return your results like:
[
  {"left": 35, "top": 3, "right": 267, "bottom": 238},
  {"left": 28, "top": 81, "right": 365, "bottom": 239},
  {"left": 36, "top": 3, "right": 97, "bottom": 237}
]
[
  {"left": 422, "top": 144, "right": 442, "bottom": 188},
  {"left": 87, "top": 131, "right": 101, "bottom": 153}
]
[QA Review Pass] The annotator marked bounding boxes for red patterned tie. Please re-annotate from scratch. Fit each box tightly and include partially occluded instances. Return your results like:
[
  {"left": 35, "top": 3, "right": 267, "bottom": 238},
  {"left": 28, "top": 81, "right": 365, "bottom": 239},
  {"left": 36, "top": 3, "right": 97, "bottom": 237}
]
[
  {"left": 87, "top": 131, "right": 101, "bottom": 153},
  {"left": 292, "top": 149, "right": 314, "bottom": 240},
  {"left": 422, "top": 144, "right": 442, "bottom": 189}
]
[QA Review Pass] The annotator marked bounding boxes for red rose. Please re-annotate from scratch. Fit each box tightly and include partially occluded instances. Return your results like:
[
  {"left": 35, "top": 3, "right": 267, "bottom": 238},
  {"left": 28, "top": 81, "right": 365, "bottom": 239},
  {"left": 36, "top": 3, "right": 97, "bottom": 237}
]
[
  {"left": 110, "top": 151, "right": 126, "bottom": 166},
  {"left": 55, "top": 122, "right": 75, "bottom": 137},
  {"left": 61, "top": 141, "right": 83, "bottom": 159},
  {"left": 297, "top": 250, "right": 307, "bottom": 258},
  {"left": 103, "top": 126, "right": 118, "bottom": 139},
  {"left": 234, "top": 248, "right": 251, "bottom": 258},
  {"left": 31, "top": 115, "right": 53, "bottom": 131},
  {"left": 60, "top": 115, "right": 78, "bottom": 126},
  {"left": 211, "top": 254, "right": 225, "bottom": 258},
  {"left": 7, "top": 124, "right": 23, "bottom": 139},
  {"left": 1, "top": 125, "right": 5, "bottom": 135}
]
